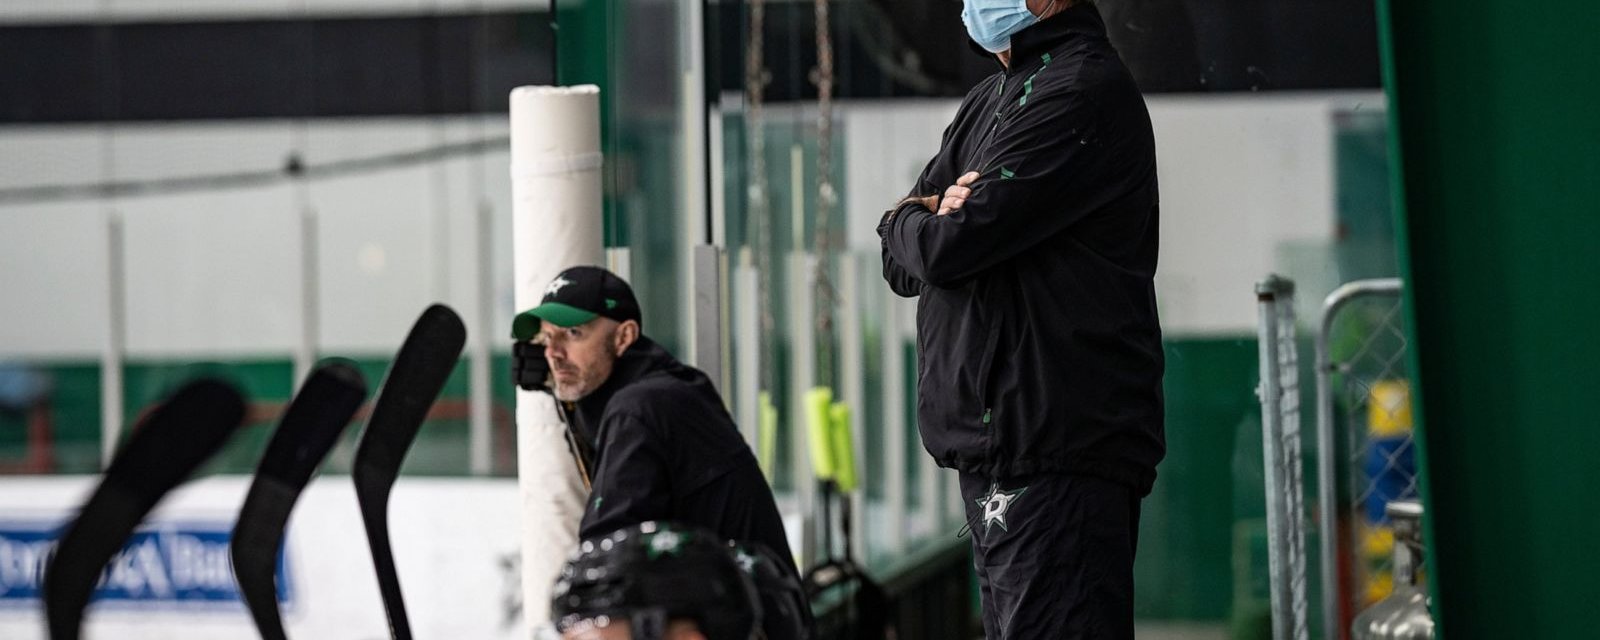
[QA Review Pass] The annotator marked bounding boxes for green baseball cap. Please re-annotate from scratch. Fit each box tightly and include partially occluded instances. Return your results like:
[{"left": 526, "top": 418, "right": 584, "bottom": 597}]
[{"left": 511, "top": 266, "right": 642, "bottom": 340}]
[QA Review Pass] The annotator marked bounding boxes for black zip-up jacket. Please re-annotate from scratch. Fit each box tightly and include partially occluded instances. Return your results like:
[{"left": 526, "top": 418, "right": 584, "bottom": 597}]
[
  {"left": 567, "top": 336, "right": 796, "bottom": 569},
  {"left": 879, "top": 3, "right": 1165, "bottom": 495}
]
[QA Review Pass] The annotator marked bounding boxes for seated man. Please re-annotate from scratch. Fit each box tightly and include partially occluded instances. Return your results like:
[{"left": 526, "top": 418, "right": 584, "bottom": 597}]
[
  {"left": 512, "top": 266, "right": 795, "bottom": 573},
  {"left": 549, "top": 522, "right": 759, "bottom": 640}
]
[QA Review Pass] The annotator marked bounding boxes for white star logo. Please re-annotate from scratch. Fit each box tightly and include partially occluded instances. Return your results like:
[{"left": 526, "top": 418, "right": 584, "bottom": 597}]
[
  {"left": 975, "top": 482, "right": 1028, "bottom": 535},
  {"left": 647, "top": 530, "right": 683, "bottom": 558},
  {"left": 545, "top": 276, "right": 574, "bottom": 298},
  {"left": 734, "top": 549, "right": 757, "bottom": 574}
]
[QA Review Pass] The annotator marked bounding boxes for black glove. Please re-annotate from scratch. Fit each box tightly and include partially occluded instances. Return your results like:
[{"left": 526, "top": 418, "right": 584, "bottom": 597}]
[{"left": 511, "top": 341, "right": 551, "bottom": 392}]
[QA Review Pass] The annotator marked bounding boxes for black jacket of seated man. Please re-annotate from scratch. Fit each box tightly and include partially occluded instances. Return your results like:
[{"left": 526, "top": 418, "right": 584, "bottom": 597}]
[
  {"left": 571, "top": 335, "right": 794, "bottom": 570},
  {"left": 511, "top": 266, "right": 796, "bottom": 578}
]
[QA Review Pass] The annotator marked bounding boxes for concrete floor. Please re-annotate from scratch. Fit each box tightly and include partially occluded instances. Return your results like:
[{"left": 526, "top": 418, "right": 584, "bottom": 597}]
[
  {"left": 966, "top": 622, "right": 1227, "bottom": 640},
  {"left": 1133, "top": 622, "right": 1229, "bottom": 640}
]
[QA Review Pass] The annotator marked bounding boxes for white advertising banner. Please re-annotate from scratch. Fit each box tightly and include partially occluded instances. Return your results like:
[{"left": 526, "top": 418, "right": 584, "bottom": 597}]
[{"left": 0, "top": 475, "right": 523, "bottom": 640}]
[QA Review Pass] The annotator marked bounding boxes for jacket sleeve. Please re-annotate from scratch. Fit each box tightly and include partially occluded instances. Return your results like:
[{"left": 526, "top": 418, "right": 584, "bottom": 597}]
[
  {"left": 880, "top": 208, "right": 924, "bottom": 297},
  {"left": 578, "top": 413, "right": 673, "bottom": 539},
  {"left": 879, "top": 98, "right": 977, "bottom": 297},
  {"left": 883, "top": 87, "right": 1128, "bottom": 288}
]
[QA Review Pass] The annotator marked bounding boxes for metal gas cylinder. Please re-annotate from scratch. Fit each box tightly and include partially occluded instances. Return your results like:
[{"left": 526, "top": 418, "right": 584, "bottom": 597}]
[{"left": 1351, "top": 500, "right": 1435, "bottom": 640}]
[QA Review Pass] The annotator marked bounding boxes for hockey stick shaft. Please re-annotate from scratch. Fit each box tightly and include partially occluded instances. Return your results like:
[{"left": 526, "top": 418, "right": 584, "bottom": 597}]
[
  {"left": 353, "top": 304, "right": 467, "bottom": 640},
  {"left": 233, "top": 362, "right": 367, "bottom": 640},
  {"left": 43, "top": 378, "right": 246, "bottom": 640}
]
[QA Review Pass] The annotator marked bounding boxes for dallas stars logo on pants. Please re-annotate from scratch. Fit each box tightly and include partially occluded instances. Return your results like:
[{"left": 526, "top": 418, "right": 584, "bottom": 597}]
[{"left": 976, "top": 481, "right": 1028, "bottom": 535}]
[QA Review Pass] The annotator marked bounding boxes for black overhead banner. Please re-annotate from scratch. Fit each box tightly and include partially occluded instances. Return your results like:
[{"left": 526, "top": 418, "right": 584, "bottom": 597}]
[
  {"left": 0, "top": 0, "right": 1379, "bottom": 123},
  {"left": 717, "top": 0, "right": 1380, "bottom": 101},
  {"left": 0, "top": 12, "right": 554, "bottom": 123}
]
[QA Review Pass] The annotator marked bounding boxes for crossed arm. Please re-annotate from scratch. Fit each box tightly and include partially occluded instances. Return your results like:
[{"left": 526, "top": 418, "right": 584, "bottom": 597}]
[{"left": 878, "top": 86, "right": 1115, "bottom": 292}]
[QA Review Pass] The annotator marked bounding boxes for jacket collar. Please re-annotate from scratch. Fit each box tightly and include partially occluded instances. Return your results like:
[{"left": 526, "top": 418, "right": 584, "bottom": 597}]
[
  {"left": 967, "top": 1, "right": 1108, "bottom": 74},
  {"left": 570, "top": 335, "right": 675, "bottom": 430}
]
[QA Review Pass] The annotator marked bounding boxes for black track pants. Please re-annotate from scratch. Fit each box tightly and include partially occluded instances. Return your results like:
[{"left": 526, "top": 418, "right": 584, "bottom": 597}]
[{"left": 959, "top": 473, "right": 1142, "bottom": 640}]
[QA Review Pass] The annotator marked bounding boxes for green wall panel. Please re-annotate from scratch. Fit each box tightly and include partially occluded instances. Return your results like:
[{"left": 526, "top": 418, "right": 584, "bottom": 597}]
[
  {"left": 6, "top": 356, "right": 509, "bottom": 478},
  {"left": 1378, "top": 0, "right": 1600, "bottom": 635},
  {"left": 1136, "top": 336, "right": 1260, "bottom": 621},
  {"left": 0, "top": 362, "right": 102, "bottom": 474},
  {"left": 553, "top": 0, "right": 617, "bottom": 246},
  {"left": 121, "top": 359, "right": 295, "bottom": 476}
]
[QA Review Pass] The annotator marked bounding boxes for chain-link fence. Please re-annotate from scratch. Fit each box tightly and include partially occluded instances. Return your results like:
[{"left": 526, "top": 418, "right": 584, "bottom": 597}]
[
  {"left": 1255, "top": 275, "right": 1311, "bottom": 640},
  {"left": 1314, "top": 278, "right": 1412, "bottom": 640},
  {"left": 1259, "top": 276, "right": 1415, "bottom": 640}
]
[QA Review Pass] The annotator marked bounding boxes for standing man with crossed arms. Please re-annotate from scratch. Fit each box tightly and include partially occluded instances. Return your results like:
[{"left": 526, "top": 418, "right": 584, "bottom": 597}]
[{"left": 878, "top": 1, "right": 1165, "bottom": 638}]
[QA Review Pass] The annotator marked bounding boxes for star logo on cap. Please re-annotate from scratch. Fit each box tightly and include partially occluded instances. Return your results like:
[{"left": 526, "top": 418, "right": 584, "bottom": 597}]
[
  {"left": 975, "top": 481, "right": 1028, "bottom": 535},
  {"left": 545, "top": 276, "right": 574, "bottom": 298}
]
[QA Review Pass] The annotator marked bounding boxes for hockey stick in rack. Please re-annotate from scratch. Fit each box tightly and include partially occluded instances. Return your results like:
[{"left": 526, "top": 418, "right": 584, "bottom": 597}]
[
  {"left": 42, "top": 378, "right": 247, "bottom": 640},
  {"left": 352, "top": 304, "right": 467, "bottom": 640},
  {"left": 232, "top": 361, "right": 368, "bottom": 640}
]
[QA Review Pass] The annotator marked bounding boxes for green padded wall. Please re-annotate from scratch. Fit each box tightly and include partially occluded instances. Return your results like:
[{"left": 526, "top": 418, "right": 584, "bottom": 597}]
[{"left": 1378, "top": 0, "right": 1600, "bottom": 636}]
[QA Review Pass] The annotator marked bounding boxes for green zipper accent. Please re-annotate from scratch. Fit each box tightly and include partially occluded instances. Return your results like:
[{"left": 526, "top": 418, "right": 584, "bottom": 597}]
[
  {"left": 1000, "top": 167, "right": 1016, "bottom": 179},
  {"left": 1018, "top": 53, "right": 1053, "bottom": 107},
  {"left": 982, "top": 408, "right": 993, "bottom": 425}
]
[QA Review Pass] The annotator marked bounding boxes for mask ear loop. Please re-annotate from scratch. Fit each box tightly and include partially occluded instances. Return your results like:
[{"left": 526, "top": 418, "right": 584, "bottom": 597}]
[{"left": 1038, "top": 0, "right": 1062, "bottom": 20}]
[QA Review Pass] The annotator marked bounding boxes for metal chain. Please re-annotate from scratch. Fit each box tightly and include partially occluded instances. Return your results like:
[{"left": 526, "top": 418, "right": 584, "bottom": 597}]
[
  {"left": 744, "top": 0, "right": 775, "bottom": 390},
  {"left": 812, "top": 0, "right": 838, "bottom": 388}
]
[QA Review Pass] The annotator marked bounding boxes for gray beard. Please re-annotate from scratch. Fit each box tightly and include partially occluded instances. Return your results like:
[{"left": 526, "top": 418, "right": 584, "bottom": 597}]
[{"left": 552, "top": 383, "right": 589, "bottom": 402}]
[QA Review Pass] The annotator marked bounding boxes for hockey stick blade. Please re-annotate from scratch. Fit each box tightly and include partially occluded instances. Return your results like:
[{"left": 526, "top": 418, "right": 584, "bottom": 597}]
[
  {"left": 43, "top": 378, "right": 247, "bottom": 640},
  {"left": 233, "top": 362, "right": 368, "bottom": 640},
  {"left": 352, "top": 304, "right": 467, "bottom": 640}
]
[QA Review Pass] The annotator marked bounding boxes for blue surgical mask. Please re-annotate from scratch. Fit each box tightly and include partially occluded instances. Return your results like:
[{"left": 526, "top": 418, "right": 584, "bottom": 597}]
[{"left": 962, "top": 0, "right": 1041, "bottom": 54}]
